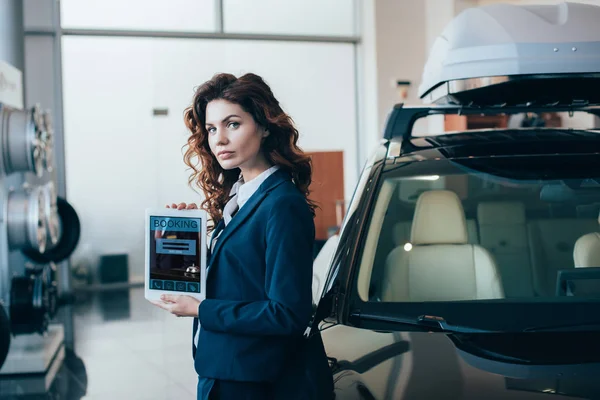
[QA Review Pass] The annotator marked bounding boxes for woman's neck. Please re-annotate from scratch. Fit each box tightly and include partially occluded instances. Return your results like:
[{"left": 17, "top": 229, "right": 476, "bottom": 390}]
[{"left": 240, "top": 158, "right": 272, "bottom": 183}]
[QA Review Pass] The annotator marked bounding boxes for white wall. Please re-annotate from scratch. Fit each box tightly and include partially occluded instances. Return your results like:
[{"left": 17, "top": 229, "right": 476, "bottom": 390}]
[{"left": 373, "top": 0, "right": 428, "bottom": 137}]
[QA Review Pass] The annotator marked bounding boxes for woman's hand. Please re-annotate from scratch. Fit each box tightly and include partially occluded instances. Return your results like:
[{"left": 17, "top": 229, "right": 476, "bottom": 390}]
[
  {"left": 151, "top": 294, "right": 201, "bottom": 317},
  {"left": 166, "top": 202, "right": 198, "bottom": 210}
]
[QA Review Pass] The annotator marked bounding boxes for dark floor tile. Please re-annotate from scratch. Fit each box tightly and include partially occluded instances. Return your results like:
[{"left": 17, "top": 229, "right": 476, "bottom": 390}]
[
  {"left": 1, "top": 287, "right": 196, "bottom": 400},
  {"left": 0, "top": 349, "right": 87, "bottom": 400}
]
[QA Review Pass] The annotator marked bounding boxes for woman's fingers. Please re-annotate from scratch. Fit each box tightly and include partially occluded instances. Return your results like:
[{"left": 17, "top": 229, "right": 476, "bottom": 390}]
[
  {"left": 150, "top": 299, "right": 179, "bottom": 316},
  {"left": 166, "top": 203, "right": 198, "bottom": 210},
  {"left": 161, "top": 294, "right": 178, "bottom": 303},
  {"left": 150, "top": 295, "right": 200, "bottom": 318}
]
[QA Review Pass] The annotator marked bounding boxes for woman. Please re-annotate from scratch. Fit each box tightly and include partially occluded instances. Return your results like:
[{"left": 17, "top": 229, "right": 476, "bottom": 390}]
[{"left": 152, "top": 73, "right": 333, "bottom": 399}]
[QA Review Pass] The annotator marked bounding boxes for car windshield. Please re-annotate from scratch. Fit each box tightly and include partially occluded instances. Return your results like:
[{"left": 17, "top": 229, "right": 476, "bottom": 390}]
[{"left": 357, "top": 153, "right": 600, "bottom": 306}]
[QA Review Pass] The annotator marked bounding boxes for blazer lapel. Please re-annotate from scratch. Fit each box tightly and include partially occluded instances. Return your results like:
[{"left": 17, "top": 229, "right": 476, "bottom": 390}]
[
  {"left": 208, "top": 220, "right": 225, "bottom": 254},
  {"left": 207, "top": 169, "right": 290, "bottom": 273}
]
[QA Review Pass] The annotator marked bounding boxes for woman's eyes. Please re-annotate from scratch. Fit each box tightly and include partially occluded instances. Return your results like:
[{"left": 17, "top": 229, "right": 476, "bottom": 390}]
[{"left": 206, "top": 122, "right": 239, "bottom": 134}]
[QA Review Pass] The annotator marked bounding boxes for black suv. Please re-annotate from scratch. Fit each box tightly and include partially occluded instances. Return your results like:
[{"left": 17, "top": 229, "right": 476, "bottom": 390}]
[{"left": 313, "top": 103, "right": 600, "bottom": 399}]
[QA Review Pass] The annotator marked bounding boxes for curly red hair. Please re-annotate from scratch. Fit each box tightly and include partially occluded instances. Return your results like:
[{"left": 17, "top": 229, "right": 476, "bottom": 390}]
[{"left": 183, "top": 73, "right": 316, "bottom": 232}]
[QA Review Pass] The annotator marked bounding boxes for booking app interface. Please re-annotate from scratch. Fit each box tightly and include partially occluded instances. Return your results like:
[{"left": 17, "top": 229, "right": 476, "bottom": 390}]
[{"left": 149, "top": 216, "right": 202, "bottom": 294}]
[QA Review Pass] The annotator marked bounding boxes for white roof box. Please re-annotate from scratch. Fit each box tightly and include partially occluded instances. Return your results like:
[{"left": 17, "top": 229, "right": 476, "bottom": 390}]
[{"left": 419, "top": 2, "right": 600, "bottom": 106}]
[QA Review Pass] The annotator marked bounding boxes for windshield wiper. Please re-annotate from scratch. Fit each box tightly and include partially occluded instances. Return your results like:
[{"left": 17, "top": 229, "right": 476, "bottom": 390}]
[
  {"left": 351, "top": 312, "right": 497, "bottom": 334},
  {"left": 523, "top": 321, "right": 600, "bottom": 332}
]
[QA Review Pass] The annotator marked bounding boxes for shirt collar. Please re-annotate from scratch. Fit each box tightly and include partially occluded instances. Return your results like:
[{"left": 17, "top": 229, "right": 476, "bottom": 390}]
[
  {"left": 221, "top": 165, "right": 280, "bottom": 226},
  {"left": 237, "top": 165, "right": 280, "bottom": 209}
]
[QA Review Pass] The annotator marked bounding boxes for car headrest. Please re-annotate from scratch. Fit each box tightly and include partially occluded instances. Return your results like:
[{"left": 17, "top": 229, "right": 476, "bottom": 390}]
[
  {"left": 477, "top": 201, "right": 526, "bottom": 225},
  {"left": 411, "top": 190, "right": 468, "bottom": 245},
  {"left": 574, "top": 232, "right": 600, "bottom": 268}
]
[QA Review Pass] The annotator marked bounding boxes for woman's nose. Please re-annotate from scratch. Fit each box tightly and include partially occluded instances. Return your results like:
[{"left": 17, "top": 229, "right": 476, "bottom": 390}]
[{"left": 214, "top": 130, "right": 229, "bottom": 145}]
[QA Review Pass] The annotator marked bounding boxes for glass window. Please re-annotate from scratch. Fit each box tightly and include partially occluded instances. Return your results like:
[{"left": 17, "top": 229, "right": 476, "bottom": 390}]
[
  {"left": 223, "top": 0, "right": 356, "bottom": 36},
  {"left": 62, "top": 36, "right": 357, "bottom": 282},
  {"left": 357, "top": 154, "right": 600, "bottom": 303},
  {"left": 61, "top": 36, "right": 158, "bottom": 282},
  {"left": 60, "top": 0, "right": 216, "bottom": 32}
]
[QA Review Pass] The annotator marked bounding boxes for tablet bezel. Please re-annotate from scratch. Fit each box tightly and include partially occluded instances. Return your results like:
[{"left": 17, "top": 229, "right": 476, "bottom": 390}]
[{"left": 144, "top": 207, "right": 207, "bottom": 302}]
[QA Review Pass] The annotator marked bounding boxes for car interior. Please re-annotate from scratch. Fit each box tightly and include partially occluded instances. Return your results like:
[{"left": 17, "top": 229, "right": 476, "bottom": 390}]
[{"left": 358, "top": 172, "right": 600, "bottom": 303}]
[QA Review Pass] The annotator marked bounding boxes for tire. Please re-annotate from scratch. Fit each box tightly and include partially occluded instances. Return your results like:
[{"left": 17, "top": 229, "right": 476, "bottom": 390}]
[
  {"left": 0, "top": 304, "right": 10, "bottom": 370},
  {"left": 24, "top": 196, "right": 80, "bottom": 264}
]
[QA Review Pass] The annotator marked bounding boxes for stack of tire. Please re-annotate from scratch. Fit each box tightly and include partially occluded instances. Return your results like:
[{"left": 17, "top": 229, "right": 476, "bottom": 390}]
[{"left": 0, "top": 104, "right": 80, "bottom": 369}]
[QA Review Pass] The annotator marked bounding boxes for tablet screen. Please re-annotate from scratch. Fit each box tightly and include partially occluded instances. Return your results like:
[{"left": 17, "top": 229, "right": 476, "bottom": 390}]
[{"left": 148, "top": 215, "right": 203, "bottom": 294}]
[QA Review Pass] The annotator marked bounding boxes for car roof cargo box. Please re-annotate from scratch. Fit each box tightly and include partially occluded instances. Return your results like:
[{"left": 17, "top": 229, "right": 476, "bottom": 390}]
[{"left": 419, "top": 2, "right": 600, "bottom": 106}]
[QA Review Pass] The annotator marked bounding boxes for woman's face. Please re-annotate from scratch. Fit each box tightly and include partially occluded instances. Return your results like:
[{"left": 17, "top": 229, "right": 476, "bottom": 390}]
[{"left": 205, "top": 99, "right": 269, "bottom": 173}]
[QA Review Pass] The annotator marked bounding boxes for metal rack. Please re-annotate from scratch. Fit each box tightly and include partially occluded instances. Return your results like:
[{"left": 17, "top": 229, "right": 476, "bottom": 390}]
[{"left": 383, "top": 102, "right": 600, "bottom": 143}]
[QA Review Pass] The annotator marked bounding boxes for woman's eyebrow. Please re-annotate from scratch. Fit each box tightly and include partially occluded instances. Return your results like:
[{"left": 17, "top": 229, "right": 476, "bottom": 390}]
[{"left": 206, "top": 114, "right": 241, "bottom": 126}]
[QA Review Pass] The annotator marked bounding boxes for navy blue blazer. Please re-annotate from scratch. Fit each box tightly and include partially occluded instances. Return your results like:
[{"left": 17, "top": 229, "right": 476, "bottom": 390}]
[{"left": 192, "top": 169, "right": 315, "bottom": 383}]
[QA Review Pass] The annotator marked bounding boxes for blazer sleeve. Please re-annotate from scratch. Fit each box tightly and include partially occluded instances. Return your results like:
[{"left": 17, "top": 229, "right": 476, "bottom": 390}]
[{"left": 198, "top": 194, "right": 314, "bottom": 336}]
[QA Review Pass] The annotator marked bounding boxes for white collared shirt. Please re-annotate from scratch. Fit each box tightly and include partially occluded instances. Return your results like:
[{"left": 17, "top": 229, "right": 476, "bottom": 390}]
[
  {"left": 195, "top": 164, "right": 280, "bottom": 347},
  {"left": 237, "top": 164, "right": 281, "bottom": 209}
]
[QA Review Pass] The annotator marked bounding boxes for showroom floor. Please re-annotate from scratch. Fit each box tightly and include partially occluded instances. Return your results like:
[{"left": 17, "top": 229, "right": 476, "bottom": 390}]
[{"left": 1, "top": 287, "right": 197, "bottom": 400}]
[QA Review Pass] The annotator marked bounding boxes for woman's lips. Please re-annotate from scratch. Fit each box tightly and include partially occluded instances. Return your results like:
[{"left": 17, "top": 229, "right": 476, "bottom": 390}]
[{"left": 218, "top": 151, "right": 234, "bottom": 159}]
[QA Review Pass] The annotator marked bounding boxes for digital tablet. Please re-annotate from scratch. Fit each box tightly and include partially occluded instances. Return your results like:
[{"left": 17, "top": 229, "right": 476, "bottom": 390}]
[{"left": 144, "top": 207, "right": 207, "bottom": 302}]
